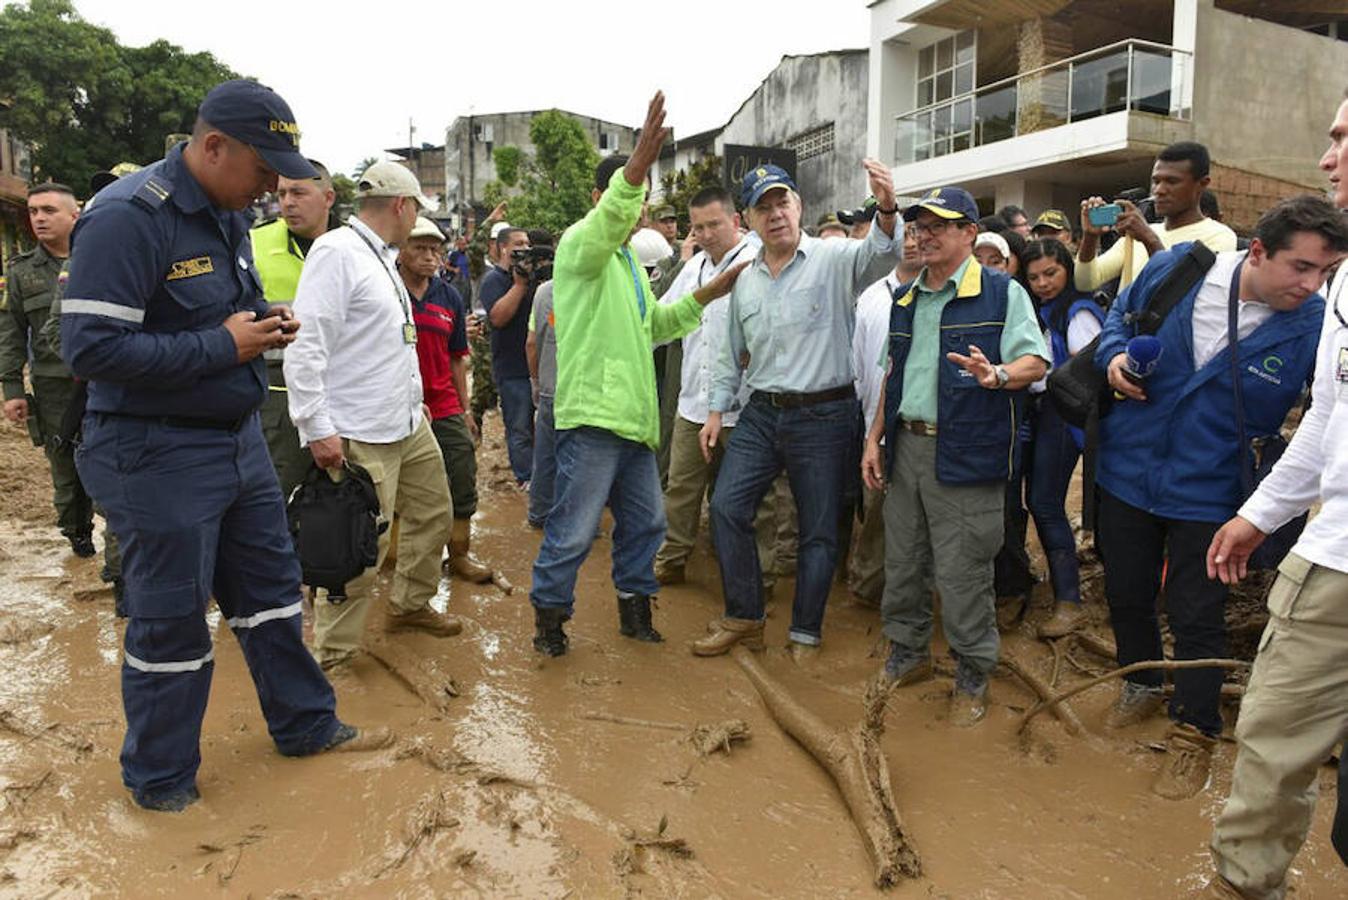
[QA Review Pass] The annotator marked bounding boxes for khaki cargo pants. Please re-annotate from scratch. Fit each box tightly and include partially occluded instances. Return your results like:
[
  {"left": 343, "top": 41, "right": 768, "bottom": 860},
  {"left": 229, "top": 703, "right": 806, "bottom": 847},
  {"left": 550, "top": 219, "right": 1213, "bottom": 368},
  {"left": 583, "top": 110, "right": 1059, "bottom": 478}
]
[
  {"left": 311, "top": 417, "right": 452, "bottom": 662},
  {"left": 1210, "top": 553, "right": 1348, "bottom": 899}
]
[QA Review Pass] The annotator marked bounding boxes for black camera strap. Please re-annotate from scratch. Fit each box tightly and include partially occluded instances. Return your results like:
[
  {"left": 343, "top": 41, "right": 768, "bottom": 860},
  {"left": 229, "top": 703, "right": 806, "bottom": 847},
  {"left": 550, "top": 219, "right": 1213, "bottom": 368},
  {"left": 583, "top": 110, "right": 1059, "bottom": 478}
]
[{"left": 1128, "top": 241, "right": 1217, "bottom": 335}]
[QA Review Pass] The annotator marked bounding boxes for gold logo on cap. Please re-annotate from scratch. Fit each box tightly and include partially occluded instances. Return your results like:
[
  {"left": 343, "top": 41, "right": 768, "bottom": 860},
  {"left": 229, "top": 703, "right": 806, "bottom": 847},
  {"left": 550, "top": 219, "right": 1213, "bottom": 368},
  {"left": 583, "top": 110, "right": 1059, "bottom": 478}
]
[
  {"left": 756, "top": 168, "right": 767, "bottom": 177},
  {"left": 269, "top": 120, "right": 301, "bottom": 146}
]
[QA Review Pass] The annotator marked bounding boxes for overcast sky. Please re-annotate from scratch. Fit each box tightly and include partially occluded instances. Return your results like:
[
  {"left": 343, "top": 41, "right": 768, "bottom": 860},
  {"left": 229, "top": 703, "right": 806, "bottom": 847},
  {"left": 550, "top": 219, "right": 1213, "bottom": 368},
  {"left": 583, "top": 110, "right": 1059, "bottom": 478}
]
[{"left": 73, "top": 0, "right": 874, "bottom": 177}]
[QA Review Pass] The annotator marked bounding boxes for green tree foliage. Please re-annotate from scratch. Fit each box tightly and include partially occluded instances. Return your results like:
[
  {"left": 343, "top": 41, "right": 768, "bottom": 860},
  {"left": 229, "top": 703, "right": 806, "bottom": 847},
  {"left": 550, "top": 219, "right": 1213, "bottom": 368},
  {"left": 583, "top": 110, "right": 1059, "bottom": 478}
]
[
  {"left": 330, "top": 172, "right": 356, "bottom": 217},
  {"left": 492, "top": 145, "right": 522, "bottom": 187},
  {"left": 480, "top": 110, "right": 600, "bottom": 239},
  {"left": 0, "top": 0, "right": 239, "bottom": 192},
  {"left": 657, "top": 154, "right": 724, "bottom": 235},
  {"left": 353, "top": 156, "right": 378, "bottom": 180}
]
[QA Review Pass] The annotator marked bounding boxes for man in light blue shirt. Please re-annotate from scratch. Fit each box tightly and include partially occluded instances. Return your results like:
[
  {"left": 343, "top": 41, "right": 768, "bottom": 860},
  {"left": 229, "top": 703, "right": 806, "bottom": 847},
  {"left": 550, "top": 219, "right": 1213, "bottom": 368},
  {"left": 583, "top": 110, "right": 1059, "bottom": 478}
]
[{"left": 692, "top": 161, "right": 901, "bottom": 660}]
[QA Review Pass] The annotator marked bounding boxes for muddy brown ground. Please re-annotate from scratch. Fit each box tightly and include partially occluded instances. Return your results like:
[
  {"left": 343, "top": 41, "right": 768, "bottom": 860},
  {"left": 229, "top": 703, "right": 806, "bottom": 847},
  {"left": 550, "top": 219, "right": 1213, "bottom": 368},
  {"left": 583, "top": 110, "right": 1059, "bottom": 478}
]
[{"left": 0, "top": 416, "right": 1344, "bottom": 898}]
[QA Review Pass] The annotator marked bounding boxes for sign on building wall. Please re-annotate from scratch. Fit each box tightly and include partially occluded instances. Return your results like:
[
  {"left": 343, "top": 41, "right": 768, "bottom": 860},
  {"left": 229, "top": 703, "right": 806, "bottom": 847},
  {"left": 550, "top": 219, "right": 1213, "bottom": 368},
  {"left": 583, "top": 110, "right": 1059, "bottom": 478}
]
[{"left": 722, "top": 145, "right": 798, "bottom": 194}]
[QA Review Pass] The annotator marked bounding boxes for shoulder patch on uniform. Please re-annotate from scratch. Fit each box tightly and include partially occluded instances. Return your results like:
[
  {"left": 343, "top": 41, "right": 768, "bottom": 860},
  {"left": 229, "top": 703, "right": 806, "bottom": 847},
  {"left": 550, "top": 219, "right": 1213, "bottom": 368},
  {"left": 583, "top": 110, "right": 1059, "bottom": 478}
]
[
  {"left": 132, "top": 176, "right": 173, "bottom": 210},
  {"left": 166, "top": 256, "right": 214, "bottom": 280}
]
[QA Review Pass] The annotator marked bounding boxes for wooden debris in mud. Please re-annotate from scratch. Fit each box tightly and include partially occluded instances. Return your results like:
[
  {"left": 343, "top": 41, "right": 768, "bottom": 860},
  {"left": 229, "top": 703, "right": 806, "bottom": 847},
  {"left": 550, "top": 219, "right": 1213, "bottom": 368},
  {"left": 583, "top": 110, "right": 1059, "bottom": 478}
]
[
  {"left": 394, "top": 738, "right": 474, "bottom": 774},
  {"left": 1, "top": 770, "right": 51, "bottom": 811},
  {"left": 491, "top": 571, "right": 514, "bottom": 595},
  {"left": 365, "top": 639, "right": 461, "bottom": 713},
  {"left": 377, "top": 790, "right": 460, "bottom": 876},
  {"left": 0, "top": 709, "right": 93, "bottom": 755},
  {"left": 688, "top": 720, "right": 750, "bottom": 757},
  {"left": 0, "top": 614, "right": 54, "bottom": 644},
  {"left": 1017, "top": 657, "right": 1251, "bottom": 734},
  {"left": 613, "top": 815, "right": 694, "bottom": 876},
  {"left": 579, "top": 711, "right": 684, "bottom": 732},
  {"left": 732, "top": 647, "right": 921, "bottom": 888},
  {"left": 999, "top": 653, "right": 1085, "bottom": 737}
]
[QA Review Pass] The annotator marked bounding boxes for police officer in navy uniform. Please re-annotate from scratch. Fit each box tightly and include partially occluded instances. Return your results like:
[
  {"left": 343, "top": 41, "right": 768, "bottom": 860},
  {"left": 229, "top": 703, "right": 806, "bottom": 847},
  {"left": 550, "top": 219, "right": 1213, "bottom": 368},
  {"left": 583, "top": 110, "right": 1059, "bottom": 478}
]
[{"left": 60, "top": 80, "right": 389, "bottom": 813}]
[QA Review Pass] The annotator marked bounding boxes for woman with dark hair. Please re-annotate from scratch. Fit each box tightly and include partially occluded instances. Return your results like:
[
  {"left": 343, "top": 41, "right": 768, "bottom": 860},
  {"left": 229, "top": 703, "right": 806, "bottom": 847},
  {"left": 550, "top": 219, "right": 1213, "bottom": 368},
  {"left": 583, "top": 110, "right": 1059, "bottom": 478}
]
[{"left": 1021, "top": 238, "right": 1104, "bottom": 637}]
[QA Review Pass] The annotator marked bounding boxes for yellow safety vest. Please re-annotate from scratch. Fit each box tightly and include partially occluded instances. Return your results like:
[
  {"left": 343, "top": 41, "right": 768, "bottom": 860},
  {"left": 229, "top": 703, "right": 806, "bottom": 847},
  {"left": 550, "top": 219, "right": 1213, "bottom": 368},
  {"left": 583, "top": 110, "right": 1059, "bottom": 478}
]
[{"left": 250, "top": 219, "right": 305, "bottom": 302}]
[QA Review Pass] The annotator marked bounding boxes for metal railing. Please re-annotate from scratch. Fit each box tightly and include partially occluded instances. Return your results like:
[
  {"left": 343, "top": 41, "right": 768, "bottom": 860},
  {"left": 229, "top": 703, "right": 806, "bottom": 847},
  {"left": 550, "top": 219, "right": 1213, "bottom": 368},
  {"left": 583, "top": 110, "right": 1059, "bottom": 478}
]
[{"left": 894, "top": 39, "right": 1192, "bottom": 165}]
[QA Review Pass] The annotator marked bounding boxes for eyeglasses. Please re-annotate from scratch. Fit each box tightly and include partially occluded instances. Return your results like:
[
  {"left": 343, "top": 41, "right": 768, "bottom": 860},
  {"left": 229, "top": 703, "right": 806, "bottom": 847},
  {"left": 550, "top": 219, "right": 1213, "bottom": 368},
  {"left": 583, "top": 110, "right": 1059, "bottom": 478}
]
[{"left": 910, "top": 218, "right": 970, "bottom": 237}]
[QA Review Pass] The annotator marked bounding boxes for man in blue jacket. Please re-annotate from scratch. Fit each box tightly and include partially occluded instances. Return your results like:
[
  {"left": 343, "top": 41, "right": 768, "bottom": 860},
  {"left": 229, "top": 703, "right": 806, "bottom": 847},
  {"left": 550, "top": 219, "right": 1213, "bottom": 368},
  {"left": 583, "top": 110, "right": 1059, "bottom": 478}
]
[{"left": 1093, "top": 194, "right": 1346, "bottom": 801}]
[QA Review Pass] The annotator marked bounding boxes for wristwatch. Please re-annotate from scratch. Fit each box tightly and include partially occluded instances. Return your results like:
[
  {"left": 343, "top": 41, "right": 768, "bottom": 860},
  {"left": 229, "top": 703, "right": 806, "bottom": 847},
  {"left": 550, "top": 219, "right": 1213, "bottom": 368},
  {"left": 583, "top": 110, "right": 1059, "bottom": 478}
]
[{"left": 993, "top": 365, "right": 1011, "bottom": 389}]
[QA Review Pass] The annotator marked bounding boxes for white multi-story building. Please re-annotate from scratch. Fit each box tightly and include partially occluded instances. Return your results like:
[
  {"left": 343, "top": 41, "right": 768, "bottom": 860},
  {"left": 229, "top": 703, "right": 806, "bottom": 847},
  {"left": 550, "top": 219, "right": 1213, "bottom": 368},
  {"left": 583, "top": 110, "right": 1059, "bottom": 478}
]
[{"left": 867, "top": 0, "right": 1348, "bottom": 231}]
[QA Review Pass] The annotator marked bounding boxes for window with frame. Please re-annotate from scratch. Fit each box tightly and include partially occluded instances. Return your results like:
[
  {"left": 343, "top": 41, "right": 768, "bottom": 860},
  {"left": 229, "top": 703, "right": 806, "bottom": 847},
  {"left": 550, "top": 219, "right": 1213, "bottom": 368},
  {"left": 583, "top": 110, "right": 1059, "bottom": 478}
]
[
  {"left": 785, "top": 122, "right": 835, "bottom": 162},
  {"left": 913, "top": 29, "right": 976, "bottom": 161}
]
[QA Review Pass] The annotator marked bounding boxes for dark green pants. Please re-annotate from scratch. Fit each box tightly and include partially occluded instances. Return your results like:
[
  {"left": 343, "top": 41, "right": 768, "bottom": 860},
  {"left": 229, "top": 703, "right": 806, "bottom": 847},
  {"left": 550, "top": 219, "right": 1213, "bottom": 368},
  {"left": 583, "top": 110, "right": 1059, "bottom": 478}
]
[
  {"left": 431, "top": 414, "right": 478, "bottom": 518},
  {"left": 260, "top": 363, "right": 311, "bottom": 501},
  {"left": 32, "top": 375, "right": 93, "bottom": 539}
]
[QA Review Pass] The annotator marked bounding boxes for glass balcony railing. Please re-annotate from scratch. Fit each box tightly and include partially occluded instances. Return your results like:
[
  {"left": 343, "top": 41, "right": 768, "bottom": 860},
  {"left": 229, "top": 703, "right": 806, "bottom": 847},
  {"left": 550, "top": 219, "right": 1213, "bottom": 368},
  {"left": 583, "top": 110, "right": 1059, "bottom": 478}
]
[{"left": 894, "top": 39, "right": 1192, "bottom": 165}]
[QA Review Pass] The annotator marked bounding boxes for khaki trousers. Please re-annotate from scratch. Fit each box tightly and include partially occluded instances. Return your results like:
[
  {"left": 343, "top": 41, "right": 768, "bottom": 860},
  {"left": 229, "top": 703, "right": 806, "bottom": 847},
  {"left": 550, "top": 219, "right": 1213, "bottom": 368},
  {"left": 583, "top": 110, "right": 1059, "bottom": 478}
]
[
  {"left": 1210, "top": 553, "right": 1348, "bottom": 899},
  {"left": 848, "top": 484, "right": 885, "bottom": 603},
  {"left": 656, "top": 415, "right": 777, "bottom": 582},
  {"left": 311, "top": 417, "right": 452, "bottom": 660}
]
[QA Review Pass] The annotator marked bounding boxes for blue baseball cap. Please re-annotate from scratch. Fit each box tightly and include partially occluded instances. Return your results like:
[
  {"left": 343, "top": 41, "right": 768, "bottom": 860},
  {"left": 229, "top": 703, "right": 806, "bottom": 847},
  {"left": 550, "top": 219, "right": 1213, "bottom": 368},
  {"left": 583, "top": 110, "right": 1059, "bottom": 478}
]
[
  {"left": 198, "top": 80, "right": 317, "bottom": 180},
  {"left": 741, "top": 164, "right": 797, "bottom": 208},
  {"left": 902, "top": 186, "right": 979, "bottom": 223}
]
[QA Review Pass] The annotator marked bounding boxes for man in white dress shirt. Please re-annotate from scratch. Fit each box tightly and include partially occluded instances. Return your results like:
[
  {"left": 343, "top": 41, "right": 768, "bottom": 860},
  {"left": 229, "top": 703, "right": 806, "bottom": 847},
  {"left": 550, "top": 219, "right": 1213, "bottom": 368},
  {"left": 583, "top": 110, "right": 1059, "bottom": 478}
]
[
  {"left": 1196, "top": 92, "right": 1348, "bottom": 900},
  {"left": 285, "top": 161, "right": 464, "bottom": 670}
]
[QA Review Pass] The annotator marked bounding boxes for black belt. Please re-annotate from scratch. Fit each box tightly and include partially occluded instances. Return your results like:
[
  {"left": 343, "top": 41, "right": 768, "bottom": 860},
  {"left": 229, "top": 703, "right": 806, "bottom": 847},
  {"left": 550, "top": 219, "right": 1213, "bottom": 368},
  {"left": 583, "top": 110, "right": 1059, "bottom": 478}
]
[
  {"left": 103, "top": 411, "right": 254, "bottom": 433},
  {"left": 751, "top": 384, "right": 855, "bottom": 409}
]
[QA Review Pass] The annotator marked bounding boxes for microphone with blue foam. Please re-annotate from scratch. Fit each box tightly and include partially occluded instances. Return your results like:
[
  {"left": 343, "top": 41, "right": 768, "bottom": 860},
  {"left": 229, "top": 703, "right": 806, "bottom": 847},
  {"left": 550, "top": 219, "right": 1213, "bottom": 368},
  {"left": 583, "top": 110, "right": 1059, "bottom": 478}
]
[{"left": 1113, "top": 334, "right": 1163, "bottom": 400}]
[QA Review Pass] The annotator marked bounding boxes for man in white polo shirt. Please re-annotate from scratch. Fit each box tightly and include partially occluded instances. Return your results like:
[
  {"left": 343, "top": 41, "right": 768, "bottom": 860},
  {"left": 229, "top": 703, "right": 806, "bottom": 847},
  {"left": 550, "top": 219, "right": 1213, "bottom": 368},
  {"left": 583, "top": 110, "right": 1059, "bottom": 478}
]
[{"left": 285, "top": 161, "right": 463, "bottom": 670}]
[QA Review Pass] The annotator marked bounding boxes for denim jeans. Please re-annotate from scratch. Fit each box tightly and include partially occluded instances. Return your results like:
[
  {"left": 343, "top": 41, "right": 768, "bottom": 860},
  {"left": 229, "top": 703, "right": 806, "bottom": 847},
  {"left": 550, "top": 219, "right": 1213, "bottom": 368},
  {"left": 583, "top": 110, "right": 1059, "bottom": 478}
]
[
  {"left": 709, "top": 395, "right": 858, "bottom": 645},
  {"left": 529, "top": 427, "right": 665, "bottom": 613},
  {"left": 529, "top": 394, "right": 557, "bottom": 527},
  {"left": 496, "top": 374, "right": 534, "bottom": 483},
  {"left": 1026, "top": 399, "right": 1082, "bottom": 603}
]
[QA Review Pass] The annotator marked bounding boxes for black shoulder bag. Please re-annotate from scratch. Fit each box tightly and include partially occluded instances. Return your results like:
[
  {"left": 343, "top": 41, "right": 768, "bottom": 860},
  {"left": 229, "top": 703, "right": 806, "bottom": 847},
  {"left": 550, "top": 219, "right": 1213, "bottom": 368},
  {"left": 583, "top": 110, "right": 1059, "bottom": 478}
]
[
  {"left": 1226, "top": 260, "right": 1306, "bottom": 571},
  {"left": 287, "top": 461, "right": 387, "bottom": 600},
  {"left": 1047, "top": 242, "right": 1216, "bottom": 531}
]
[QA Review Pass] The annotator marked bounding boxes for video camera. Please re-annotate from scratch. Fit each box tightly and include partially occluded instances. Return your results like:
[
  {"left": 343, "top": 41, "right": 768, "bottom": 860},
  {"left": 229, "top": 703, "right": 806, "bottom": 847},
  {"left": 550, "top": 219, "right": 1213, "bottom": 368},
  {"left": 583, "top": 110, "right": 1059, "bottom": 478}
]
[
  {"left": 510, "top": 245, "right": 555, "bottom": 287},
  {"left": 1116, "top": 187, "right": 1158, "bottom": 224}
]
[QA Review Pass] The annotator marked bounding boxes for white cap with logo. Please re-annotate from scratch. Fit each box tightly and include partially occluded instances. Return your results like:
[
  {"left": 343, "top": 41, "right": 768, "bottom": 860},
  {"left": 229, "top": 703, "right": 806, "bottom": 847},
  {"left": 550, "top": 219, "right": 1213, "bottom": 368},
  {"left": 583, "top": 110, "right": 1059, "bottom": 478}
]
[
  {"left": 357, "top": 160, "right": 436, "bottom": 212},
  {"left": 408, "top": 216, "right": 446, "bottom": 242}
]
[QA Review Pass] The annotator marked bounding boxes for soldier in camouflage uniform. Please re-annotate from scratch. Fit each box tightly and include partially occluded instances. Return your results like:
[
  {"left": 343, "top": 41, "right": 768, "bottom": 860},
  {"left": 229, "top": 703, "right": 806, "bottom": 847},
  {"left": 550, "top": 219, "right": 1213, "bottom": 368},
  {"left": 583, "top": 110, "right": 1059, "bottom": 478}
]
[
  {"left": 0, "top": 183, "right": 96, "bottom": 558},
  {"left": 466, "top": 202, "right": 507, "bottom": 429}
]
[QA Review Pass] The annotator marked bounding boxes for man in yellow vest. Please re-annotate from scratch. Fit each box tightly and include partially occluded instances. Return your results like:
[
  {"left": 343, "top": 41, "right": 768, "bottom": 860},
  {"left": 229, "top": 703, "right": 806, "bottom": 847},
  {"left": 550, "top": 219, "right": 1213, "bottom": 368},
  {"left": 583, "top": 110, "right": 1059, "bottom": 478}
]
[{"left": 251, "top": 160, "right": 336, "bottom": 498}]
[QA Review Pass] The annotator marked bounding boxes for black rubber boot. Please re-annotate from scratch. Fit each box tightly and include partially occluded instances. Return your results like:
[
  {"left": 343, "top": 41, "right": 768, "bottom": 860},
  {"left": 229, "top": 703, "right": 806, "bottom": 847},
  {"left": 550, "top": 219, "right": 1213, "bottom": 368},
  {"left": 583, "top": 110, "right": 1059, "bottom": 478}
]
[
  {"left": 533, "top": 606, "right": 569, "bottom": 656},
  {"left": 617, "top": 593, "right": 663, "bottom": 643}
]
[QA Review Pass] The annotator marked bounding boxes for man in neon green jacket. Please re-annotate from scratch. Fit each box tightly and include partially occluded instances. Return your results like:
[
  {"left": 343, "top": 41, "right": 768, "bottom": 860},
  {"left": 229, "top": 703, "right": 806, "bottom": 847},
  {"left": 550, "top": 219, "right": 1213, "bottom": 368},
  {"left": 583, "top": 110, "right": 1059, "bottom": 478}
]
[{"left": 529, "top": 92, "right": 747, "bottom": 656}]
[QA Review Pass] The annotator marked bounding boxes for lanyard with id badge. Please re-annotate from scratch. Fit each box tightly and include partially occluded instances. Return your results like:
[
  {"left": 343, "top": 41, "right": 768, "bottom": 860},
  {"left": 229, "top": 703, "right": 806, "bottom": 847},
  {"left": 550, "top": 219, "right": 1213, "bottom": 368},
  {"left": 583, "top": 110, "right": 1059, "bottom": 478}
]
[
  {"left": 1334, "top": 287, "right": 1348, "bottom": 399},
  {"left": 352, "top": 224, "right": 417, "bottom": 345}
]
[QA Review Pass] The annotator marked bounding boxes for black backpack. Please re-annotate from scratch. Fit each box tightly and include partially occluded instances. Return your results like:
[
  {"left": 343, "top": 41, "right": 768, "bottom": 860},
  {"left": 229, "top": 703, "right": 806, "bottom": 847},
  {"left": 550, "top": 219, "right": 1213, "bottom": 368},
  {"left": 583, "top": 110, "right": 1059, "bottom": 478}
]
[{"left": 286, "top": 462, "right": 386, "bottom": 600}]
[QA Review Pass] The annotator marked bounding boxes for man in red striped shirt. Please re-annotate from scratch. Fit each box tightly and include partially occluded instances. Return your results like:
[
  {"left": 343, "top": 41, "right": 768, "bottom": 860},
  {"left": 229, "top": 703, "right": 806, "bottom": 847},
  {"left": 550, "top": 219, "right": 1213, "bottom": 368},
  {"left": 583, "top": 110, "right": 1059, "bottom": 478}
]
[{"left": 400, "top": 217, "right": 493, "bottom": 581}]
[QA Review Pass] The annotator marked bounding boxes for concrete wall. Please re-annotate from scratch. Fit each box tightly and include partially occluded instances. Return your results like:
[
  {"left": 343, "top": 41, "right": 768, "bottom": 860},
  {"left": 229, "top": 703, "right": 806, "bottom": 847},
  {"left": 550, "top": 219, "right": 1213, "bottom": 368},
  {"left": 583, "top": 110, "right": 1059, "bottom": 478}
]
[
  {"left": 443, "top": 111, "right": 637, "bottom": 209},
  {"left": 719, "top": 50, "right": 870, "bottom": 220},
  {"left": 1193, "top": 3, "right": 1348, "bottom": 189}
]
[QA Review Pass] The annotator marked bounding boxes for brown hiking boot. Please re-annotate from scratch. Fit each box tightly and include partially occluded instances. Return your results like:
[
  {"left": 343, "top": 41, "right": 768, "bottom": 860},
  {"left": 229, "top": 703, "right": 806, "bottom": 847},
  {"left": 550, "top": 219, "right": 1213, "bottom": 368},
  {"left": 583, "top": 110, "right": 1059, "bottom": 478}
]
[
  {"left": 384, "top": 606, "right": 464, "bottom": 637},
  {"left": 691, "top": 617, "right": 764, "bottom": 657},
  {"left": 654, "top": 560, "right": 686, "bottom": 586},
  {"left": 1104, "top": 682, "right": 1165, "bottom": 729},
  {"left": 1152, "top": 723, "right": 1216, "bottom": 800},
  {"left": 1037, "top": 601, "right": 1088, "bottom": 639},
  {"left": 321, "top": 723, "right": 394, "bottom": 753},
  {"left": 448, "top": 519, "right": 493, "bottom": 583}
]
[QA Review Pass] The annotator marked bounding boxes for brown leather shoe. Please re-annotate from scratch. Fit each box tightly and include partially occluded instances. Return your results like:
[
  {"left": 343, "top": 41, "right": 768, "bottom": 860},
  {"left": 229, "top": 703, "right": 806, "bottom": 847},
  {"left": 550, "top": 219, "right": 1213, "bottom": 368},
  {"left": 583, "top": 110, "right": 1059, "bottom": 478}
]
[
  {"left": 786, "top": 642, "right": 820, "bottom": 665},
  {"left": 654, "top": 560, "right": 686, "bottom": 586},
  {"left": 690, "top": 617, "right": 764, "bottom": 657},
  {"left": 1183, "top": 877, "right": 1248, "bottom": 899},
  {"left": 314, "top": 649, "right": 358, "bottom": 672},
  {"left": 448, "top": 519, "right": 493, "bottom": 583},
  {"left": 322, "top": 723, "right": 394, "bottom": 753},
  {"left": 1152, "top": 722, "right": 1216, "bottom": 800},
  {"left": 384, "top": 606, "right": 464, "bottom": 637},
  {"left": 1104, "top": 682, "right": 1165, "bottom": 729},
  {"left": 1037, "top": 601, "right": 1089, "bottom": 639}
]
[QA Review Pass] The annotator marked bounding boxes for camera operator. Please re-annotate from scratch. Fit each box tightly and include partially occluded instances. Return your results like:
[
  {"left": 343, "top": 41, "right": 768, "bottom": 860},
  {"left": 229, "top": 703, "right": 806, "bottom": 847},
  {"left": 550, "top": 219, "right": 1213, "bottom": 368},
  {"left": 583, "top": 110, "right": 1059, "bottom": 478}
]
[
  {"left": 480, "top": 226, "right": 537, "bottom": 487},
  {"left": 1077, "top": 141, "right": 1236, "bottom": 295}
]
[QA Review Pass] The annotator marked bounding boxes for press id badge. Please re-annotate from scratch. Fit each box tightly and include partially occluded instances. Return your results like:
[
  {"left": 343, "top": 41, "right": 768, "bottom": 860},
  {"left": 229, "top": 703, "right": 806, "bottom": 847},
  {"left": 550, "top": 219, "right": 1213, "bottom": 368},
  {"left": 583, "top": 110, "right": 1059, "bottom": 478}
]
[{"left": 403, "top": 322, "right": 418, "bottom": 345}]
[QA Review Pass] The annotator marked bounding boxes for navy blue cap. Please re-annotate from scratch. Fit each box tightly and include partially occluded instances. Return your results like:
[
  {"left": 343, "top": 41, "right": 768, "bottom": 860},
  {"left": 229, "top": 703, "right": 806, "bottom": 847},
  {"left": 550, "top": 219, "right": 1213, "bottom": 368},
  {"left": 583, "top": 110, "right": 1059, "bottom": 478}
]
[
  {"left": 198, "top": 80, "right": 317, "bottom": 180},
  {"left": 902, "top": 187, "right": 979, "bottom": 223},
  {"left": 741, "top": 164, "right": 797, "bottom": 208}
]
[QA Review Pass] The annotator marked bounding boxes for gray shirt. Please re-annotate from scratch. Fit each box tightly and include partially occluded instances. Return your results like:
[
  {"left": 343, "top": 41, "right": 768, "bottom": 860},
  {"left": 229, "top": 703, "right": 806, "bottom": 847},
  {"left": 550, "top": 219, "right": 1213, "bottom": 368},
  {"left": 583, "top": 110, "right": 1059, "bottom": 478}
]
[{"left": 530, "top": 280, "right": 557, "bottom": 398}]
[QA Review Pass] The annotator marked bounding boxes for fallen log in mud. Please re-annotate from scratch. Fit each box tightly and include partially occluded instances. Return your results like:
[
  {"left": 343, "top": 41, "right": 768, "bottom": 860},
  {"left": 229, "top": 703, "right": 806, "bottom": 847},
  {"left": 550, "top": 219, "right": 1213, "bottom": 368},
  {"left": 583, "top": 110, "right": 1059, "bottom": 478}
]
[{"left": 732, "top": 647, "right": 920, "bottom": 888}]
